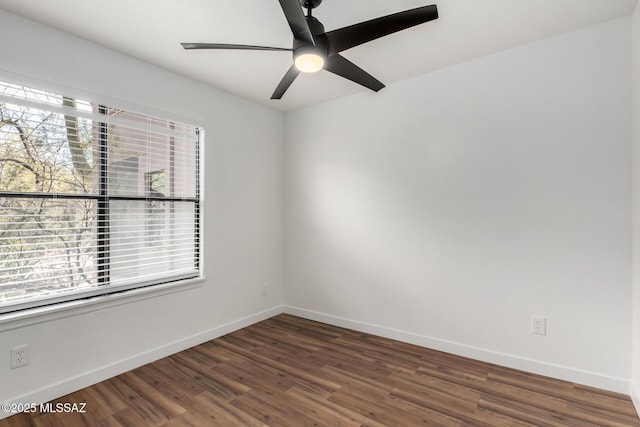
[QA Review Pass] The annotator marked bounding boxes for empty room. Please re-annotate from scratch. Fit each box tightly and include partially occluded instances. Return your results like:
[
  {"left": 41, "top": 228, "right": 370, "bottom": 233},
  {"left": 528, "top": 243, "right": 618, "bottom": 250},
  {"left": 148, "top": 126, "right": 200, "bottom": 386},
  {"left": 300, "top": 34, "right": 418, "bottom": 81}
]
[{"left": 1, "top": 0, "right": 640, "bottom": 425}]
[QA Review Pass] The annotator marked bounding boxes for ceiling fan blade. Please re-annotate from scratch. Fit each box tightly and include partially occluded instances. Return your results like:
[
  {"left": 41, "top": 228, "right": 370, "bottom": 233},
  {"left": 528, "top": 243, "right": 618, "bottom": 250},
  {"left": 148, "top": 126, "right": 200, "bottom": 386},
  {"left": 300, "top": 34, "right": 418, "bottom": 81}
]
[
  {"left": 181, "top": 43, "right": 291, "bottom": 51},
  {"left": 271, "top": 65, "right": 300, "bottom": 99},
  {"left": 324, "top": 4, "right": 438, "bottom": 55},
  {"left": 324, "top": 54, "right": 385, "bottom": 92},
  {"left": 278, "top": 0, "right": 315, "bottom": 46}
]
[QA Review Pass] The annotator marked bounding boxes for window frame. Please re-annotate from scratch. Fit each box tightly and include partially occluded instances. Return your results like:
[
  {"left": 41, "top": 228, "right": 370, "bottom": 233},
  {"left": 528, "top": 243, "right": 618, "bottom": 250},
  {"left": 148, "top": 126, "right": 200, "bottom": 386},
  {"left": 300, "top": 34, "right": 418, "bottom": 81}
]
[{"left": 0, "top": 78, "right": 204, "bottom": 317}]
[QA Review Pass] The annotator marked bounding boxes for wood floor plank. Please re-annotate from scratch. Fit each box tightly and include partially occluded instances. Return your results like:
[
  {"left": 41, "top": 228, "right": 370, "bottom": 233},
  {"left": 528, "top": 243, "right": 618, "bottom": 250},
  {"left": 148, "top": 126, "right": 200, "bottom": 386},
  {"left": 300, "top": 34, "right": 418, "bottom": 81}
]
[
  {"left": 328, "top": 386, "right": 429, "bottom": 426},
  {"left": 476, "top": 395, "right": 579, "bottom": 427},
  {"left": 389, "top": 379, "right": 485, "bottom": 425},
  {"left": 384, "top": 393, "right": 466, "bottom": 426},
  {"left": 164, "top": 352, "right": 245, "bottom": 402},
  {"left": 106, "top": 377, "right": 171, "bottom": 426},
  {"left": 83, "top": 382, "right": 130, "bottom": 415},
  {"left": 229, "top": 389, "right": 323, "bottom": 427},
  {"left": 192, "top": 391, "right": 266, "bottom": 427},
  {"left": 285, "top": 385, "right": 387, "bottom": 427},
  {"left": 213, "top": 359, "right": 295, "bottom": 395},
  {"left": 51, "top": 389, "right": 118, "bottom": 427},
  {"left": 214, "top": 339, "right": 342, "bottom": 394},
  {"left": 1, "top": 313, "right": 639, "bottom": 427},
  {"left": 319, "top": 364, "right": 394, "bottom": 398}
]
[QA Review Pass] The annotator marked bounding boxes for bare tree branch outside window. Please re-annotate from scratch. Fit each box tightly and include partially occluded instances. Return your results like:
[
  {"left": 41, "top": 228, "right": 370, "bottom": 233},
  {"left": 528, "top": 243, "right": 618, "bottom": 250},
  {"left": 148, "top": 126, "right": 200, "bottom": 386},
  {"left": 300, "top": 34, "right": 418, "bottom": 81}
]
[{"left": 0, "top": 84, "right": 96, "bottom": 300}]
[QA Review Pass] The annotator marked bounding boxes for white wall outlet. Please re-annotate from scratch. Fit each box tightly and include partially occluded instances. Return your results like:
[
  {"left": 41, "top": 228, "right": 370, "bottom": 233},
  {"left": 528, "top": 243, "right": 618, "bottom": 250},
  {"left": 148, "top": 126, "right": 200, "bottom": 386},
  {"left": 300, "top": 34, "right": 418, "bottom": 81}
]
[
  {"left": 262, "top": 285, "right": 268, "bottom": 296},
  {"left": 11, "top": 344, "right": 29, "bottom": 369},
  {"left": 531, "top": 316, "right": 547, "bottom": 336}
]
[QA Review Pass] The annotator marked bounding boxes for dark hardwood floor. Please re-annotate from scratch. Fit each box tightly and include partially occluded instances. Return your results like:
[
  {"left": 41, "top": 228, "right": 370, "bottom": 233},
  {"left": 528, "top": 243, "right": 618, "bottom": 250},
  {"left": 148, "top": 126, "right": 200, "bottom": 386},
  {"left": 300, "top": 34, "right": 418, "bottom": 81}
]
[{"left": 2, "top": 314, "right": 639, "bottom": 426}]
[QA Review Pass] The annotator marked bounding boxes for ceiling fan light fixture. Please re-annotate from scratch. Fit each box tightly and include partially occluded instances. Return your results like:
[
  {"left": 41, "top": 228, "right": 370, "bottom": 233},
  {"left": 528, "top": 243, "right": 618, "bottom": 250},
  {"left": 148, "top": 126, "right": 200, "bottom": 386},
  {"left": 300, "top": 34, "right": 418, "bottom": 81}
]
[{"left": 294, "top": 48, "right": 325, "bottom": 73}]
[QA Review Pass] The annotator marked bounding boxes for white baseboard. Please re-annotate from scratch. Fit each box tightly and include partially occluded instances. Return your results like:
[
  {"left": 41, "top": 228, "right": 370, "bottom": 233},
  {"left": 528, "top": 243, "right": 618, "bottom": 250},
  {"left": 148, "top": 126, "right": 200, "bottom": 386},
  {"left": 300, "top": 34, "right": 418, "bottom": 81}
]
[
  {"left": 631, "top": 381, "right": 640, "bottom": 419},
  {"left": 284, "top": 305, "right": 630, "bottom": 394},
  {"left": 1, "top": 305, "right": 284, "bottom": 420}
]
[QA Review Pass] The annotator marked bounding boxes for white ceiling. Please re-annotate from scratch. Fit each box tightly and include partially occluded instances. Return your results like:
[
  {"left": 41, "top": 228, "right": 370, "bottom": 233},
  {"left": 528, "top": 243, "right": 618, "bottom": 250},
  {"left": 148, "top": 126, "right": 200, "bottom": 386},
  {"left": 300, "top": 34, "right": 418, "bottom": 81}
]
[{"left": 0, "top": 0, "right": 637, "bottom": 111}]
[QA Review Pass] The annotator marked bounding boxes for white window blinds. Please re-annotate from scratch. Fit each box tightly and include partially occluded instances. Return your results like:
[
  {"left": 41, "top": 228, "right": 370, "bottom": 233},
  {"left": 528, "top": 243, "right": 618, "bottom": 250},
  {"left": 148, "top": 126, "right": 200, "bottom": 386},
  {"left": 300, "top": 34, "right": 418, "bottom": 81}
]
[{"left": 0, "top": 81, "right": 201, "bottom": 313}]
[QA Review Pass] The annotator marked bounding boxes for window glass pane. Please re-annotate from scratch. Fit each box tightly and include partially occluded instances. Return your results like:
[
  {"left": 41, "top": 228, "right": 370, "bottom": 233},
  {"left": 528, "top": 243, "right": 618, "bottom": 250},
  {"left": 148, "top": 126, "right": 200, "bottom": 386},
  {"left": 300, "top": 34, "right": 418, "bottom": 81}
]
[
  {"left": 0, "top": 85, "right": 96, "bottom": 195},
  {"left": 0, "top": 197, "right": 97, "bottom": 303},
  {"left": 106, "top": 108, "right": 198, "bottom": 198},
  {"left": 110, "top": 200, "right": 197, "bottom": 285}
]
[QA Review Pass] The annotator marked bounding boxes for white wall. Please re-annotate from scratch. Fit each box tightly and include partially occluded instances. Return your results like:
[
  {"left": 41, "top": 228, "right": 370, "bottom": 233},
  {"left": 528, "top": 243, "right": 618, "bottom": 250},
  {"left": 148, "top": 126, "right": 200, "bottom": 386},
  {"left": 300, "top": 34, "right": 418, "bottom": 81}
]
[
  {"left": 0, "top": 4, "right": 636, "bottom": 414},
  {"left": 631, "top": 1, "right": 640, "bottom": 413},
  {"left": 284, "top": 17, "right": 632, "bottom": 392},
  {"left": 0, "top": 8, "right": 284, "bottom": 411}
]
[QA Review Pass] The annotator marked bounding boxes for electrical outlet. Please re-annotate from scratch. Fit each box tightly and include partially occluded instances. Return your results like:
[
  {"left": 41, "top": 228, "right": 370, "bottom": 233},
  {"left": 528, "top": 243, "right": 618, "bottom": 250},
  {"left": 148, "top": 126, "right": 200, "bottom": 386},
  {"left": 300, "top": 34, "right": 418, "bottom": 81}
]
[
  {"left": 531, "top": 316, "right": 547, "bottom": 336},
  {"left": 262, "top": 285, "right": 268, "bottom": 296},
  {"left": 11, "top": 344, "right": 29, "bottom": 369}
]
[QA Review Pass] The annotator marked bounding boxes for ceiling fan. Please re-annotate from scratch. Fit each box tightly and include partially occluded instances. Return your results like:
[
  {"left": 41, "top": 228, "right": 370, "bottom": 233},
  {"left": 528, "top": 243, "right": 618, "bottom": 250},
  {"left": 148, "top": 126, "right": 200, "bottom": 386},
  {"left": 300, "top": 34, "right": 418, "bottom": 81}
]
[{"left": 181, "top": 0, "right": 438, "bottom": 100}]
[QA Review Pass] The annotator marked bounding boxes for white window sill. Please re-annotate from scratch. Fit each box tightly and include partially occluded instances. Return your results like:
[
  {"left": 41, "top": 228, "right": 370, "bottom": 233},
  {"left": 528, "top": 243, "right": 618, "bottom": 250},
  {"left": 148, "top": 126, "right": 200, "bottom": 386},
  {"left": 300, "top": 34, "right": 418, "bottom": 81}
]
[{"left": 0, "top": 277, "right": 204, "bottom": 332}]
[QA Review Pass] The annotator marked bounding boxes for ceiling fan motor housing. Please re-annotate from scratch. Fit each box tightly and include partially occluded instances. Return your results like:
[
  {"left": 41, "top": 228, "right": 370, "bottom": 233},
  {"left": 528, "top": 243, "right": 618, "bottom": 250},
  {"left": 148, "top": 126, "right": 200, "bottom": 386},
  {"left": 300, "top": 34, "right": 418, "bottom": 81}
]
[{"left": 293, "top": 16, "right": 328, "bottom": 50}]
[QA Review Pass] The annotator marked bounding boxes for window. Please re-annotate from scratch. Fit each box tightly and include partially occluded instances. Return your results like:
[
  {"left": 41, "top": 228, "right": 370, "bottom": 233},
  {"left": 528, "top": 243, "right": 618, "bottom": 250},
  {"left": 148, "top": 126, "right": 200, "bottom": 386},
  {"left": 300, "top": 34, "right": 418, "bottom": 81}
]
[{"left": 0, "top": 81, "right": 201, "bottom": 314}]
